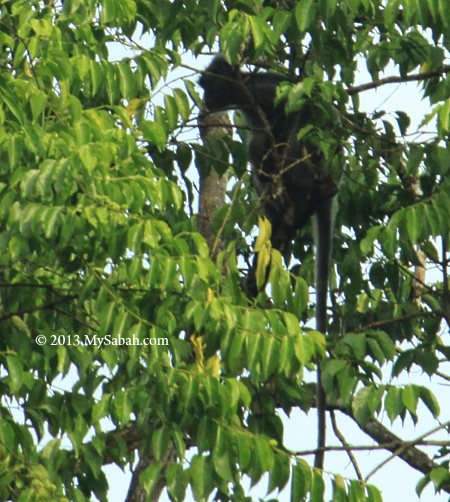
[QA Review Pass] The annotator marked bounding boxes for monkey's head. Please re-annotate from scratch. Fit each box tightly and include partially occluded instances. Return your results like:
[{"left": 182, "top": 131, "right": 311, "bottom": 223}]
[{"left": 198, "top": 56, "right": 241, "bottom": 111}]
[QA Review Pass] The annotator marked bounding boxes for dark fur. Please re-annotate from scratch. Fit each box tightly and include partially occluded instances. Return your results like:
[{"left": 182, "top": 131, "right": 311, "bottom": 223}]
[{"left": 199, "top": 56, "right": 336, "bottom": 252}]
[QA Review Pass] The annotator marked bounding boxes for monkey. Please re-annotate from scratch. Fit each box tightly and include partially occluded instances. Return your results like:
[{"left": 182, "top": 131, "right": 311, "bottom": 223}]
[
  {"left": 199, "top": 56, "right": 337, "bottom": 251},
  {"left": 199, "top": 55, "right": 339, "bottom": 469}
]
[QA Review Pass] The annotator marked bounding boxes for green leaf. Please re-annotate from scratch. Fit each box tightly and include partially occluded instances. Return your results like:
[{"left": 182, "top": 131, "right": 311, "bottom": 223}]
[
  {"left": 46, "top": 49, "right": 72, "bottom": 80},
  {"left": 236, "top": 433, "right": 252, "bottom": 470},
  {"left": 79, "top": 144, "right": 97, "bottom": 170},
  {"left": 348, "top": 480, "right": 365, "bottom": 502},
  {"left": 438, "top": 0, "right": 449, "bottom": 26},
  {"left": 164, "top": 94, "right": 178, "bottom": 130},
  {"left": 152, "top": 426, "right": 171, "bottom": 461},
  {"left": 212, "top": 448, "right": 234, "bottom": 482},
  {"left": 295, "top": 0, "right": 316, "bottom": 32},
  {"left": 268, "top": 453, "right": 290, "bottom": 493},
  {"left": 406, "top": 206, "right": 420, "bottom": 244},
  {"left": 367, "top": 484, "right": 383, "bottom": 502},
  {"left": 272, "top": 11, "right": 292, "bottom": 38},
  {"left": 0, "top": 419, "right": 15, "bottom": 451},
  {"left": 20, "top": 169, "right": 39, "bottom": 197},
  {"left": 311, "top": 469, "right": 325, "bottom": 501},
  {"left": 140, "top": 53, "right": 166, "bottom": 85},
  {"left": 356, "top": 292, "right": 369, "bottom": 313},
  {"left": 392, "top": 350, "right": 415, "bottom": 376},
  {"left": 352, "top": 386, "right": 374, "bottom": 425},
  {"left": 118, "top": 62, "right": 137, "bottom": 99},
  {"left": 381, "top": 215, "right": 399, "bottom": 259},
  {"left": 433, "top": 191, "right": 450, "bottom": 228},
  {"left": 92, "top": 394, "right": 111, "bottom": 423},
  {"left": 101, "top": 0, "right": 116, "bottom": 24},
  {"left": 171, "top": 428, "right": 186, "bottom": 458},
  {"left": 173, "top": 88, "right": 191, "bottom": 121},
  {"left": 341, "top": 332, "right": 366, "bottom": 360},
  {"left": 224, "top": 379, "right": 240, "bottom": 412},
  {"left": 71, "top": 393, "right": 91, "bottom": 414},
  {"left": 261, "top": 335, "right": 278, "bottom": 379},
  {"left": 429, "top": 466, "right": 450, "bottom": 490},
  {"left": 419, "top": 387, "right": 440, "bottom": 417},
  {"left": 20, "top": 203, "right": 41, "bottom": 236},
  {"left": 359, "top": 225, "right": 383, "bottom": 255},
  {"left": 112, "top": 310, "right": 130, "bottom": 339},
  {"left": 190, "top": 455, "right": 213, "bottom": 501},
  {"left": 402, "top": 385, "right": 419, "bottom": 415},
  {"left": 438, "top": 99, "right": 450, "bottom": 133},
  {"left": 140, "top": 462, "right": 163, "bottom": 499},
  {"left": 322, "top": 359, "right": 347, "bottom": 387},
  {"left": 292, "top": 276, "right": 308, "bottom": 316},
  {"left": 332, "top": 475, "right": 347, "bottom": 502},
  {"left": 100, "top": 303, "right": 116, "bottom": 337},
  {"left": 371, "top": 331, "right": 395, "bottom": 360},
  {"left": 11, "top": 315, "right": 31, "bottom": 336},
  {"left": 248, "top": 15, "right": 266, "bottom": 50},
  {"left": 90, "top": 60, "right": 104, "bottom": 95},
  {"left": 238, "top": 381, "right": 252, "bottom": 408},
  {"left": 29, "top": 90, "right": 46, "bottom": 122},
  {"left": 127, "top": 223, "right": 143, "bottom": 251},
  {"left": 415, "top": 349, "right": 439, "bottom": 375},
  {"left": 384, "top": 0, "right": 401, "bottom": 29},
  {"left": 293, "top": 333, "right": 306, "bottom": 365},
  {"left": 0, "top": 88, "right": 25, "bottom": 124},
  {"left": 306, "top": 330, "right": 325, "bottom": 360},
  {"left": 291, "top": 460, "right": 311, "bottom": 501},
  {"left": 166, "top": 463, "right": 188, "bottom": 502},
  {"left": 114, "top": 390, "right": 132, "bottom": 424},
  {"left": 6, "top": 355, "right": 23, "bottom": 393},
  {"left": 105, "top": 63, "right": 119, "bottom": 104},
  {"left": 324, "top": 0, "right": 337, "bottom": 19},
  {"left": 228, "top": 331, "right": 245, "bottom": 373},
  {"left": 416, "top": 473, "right": 431, "bottom": 496},
  {"left": 367, "top": 338, "right": 386, "bottom": 364},
  {"left": 8, "top": 135, "right": 22, "bottom": 168},
  {"left": 277, "top": 336, "right": 291, "bottom": 373},
  {"left": 395, "top": 111, "right": 410, "bottom": 135},
  {"left": 141, "top": 120, "right": 168, "bottom": 151},
  {"left": 416, "top": 0, "right": 430, "bottom": 24},
  {"left": 255, "top": 436, "right": 274, "bottom": 472},
  {"left": 385, "top": 386, "right": 404, "bottom": 422},
  {"left": 41, "top": 207, "right": 61, "bottom": 239},
  {"left": 178, "top": 374, "right": 197, "bottom": 414},
  {"left": 246, "top": 332, "right": 262, "bottom": 372}
]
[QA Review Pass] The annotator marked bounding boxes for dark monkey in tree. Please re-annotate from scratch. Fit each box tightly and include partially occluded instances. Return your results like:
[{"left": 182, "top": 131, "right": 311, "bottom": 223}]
[{"left": 199, "top": 55, "right": 339, "bottom": 468}]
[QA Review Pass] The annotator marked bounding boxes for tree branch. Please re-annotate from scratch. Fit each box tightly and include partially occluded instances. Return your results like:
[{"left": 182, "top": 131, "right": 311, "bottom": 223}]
[
  {"left": 0, "top": 296, "right": 76, "bottom": 321},
  {"left": 345, "top": 412, "right": 450, "bottom": 492},
  {"left": 348, "top": 65, "right": 450, "bottom": 96},
  {"left": 364, "top": 419, "right": 450, "bottom": 482},
  {"left": 304, "top": 383, "right": 450, "bottom": 493}
]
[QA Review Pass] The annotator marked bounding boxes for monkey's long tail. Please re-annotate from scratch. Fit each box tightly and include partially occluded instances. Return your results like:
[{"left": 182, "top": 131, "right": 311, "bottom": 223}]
[{"left": 313, "top": 198, "right": 333, "bottom": 469}]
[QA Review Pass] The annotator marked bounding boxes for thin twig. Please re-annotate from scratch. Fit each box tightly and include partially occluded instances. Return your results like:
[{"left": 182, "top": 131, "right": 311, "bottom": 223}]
[{"left": 331, "top": 410, "right": 363, "bottom": 480}]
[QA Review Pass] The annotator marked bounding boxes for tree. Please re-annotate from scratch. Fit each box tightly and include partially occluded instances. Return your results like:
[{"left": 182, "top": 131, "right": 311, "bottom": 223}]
[{"left": 0, "top": 0, "right": 449, "bottom": 500}]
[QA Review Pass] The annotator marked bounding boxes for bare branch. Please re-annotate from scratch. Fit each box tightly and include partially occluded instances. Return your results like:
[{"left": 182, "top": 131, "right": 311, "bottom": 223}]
[
  {"left": 364, "top": 420, "right": 450, "bottom": 482},
  {"left": 348, "top": 65, "right": 450, "bottom": 96},
  {"left": 331, "top": 411, "right": 363, "bottom": 481}
]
